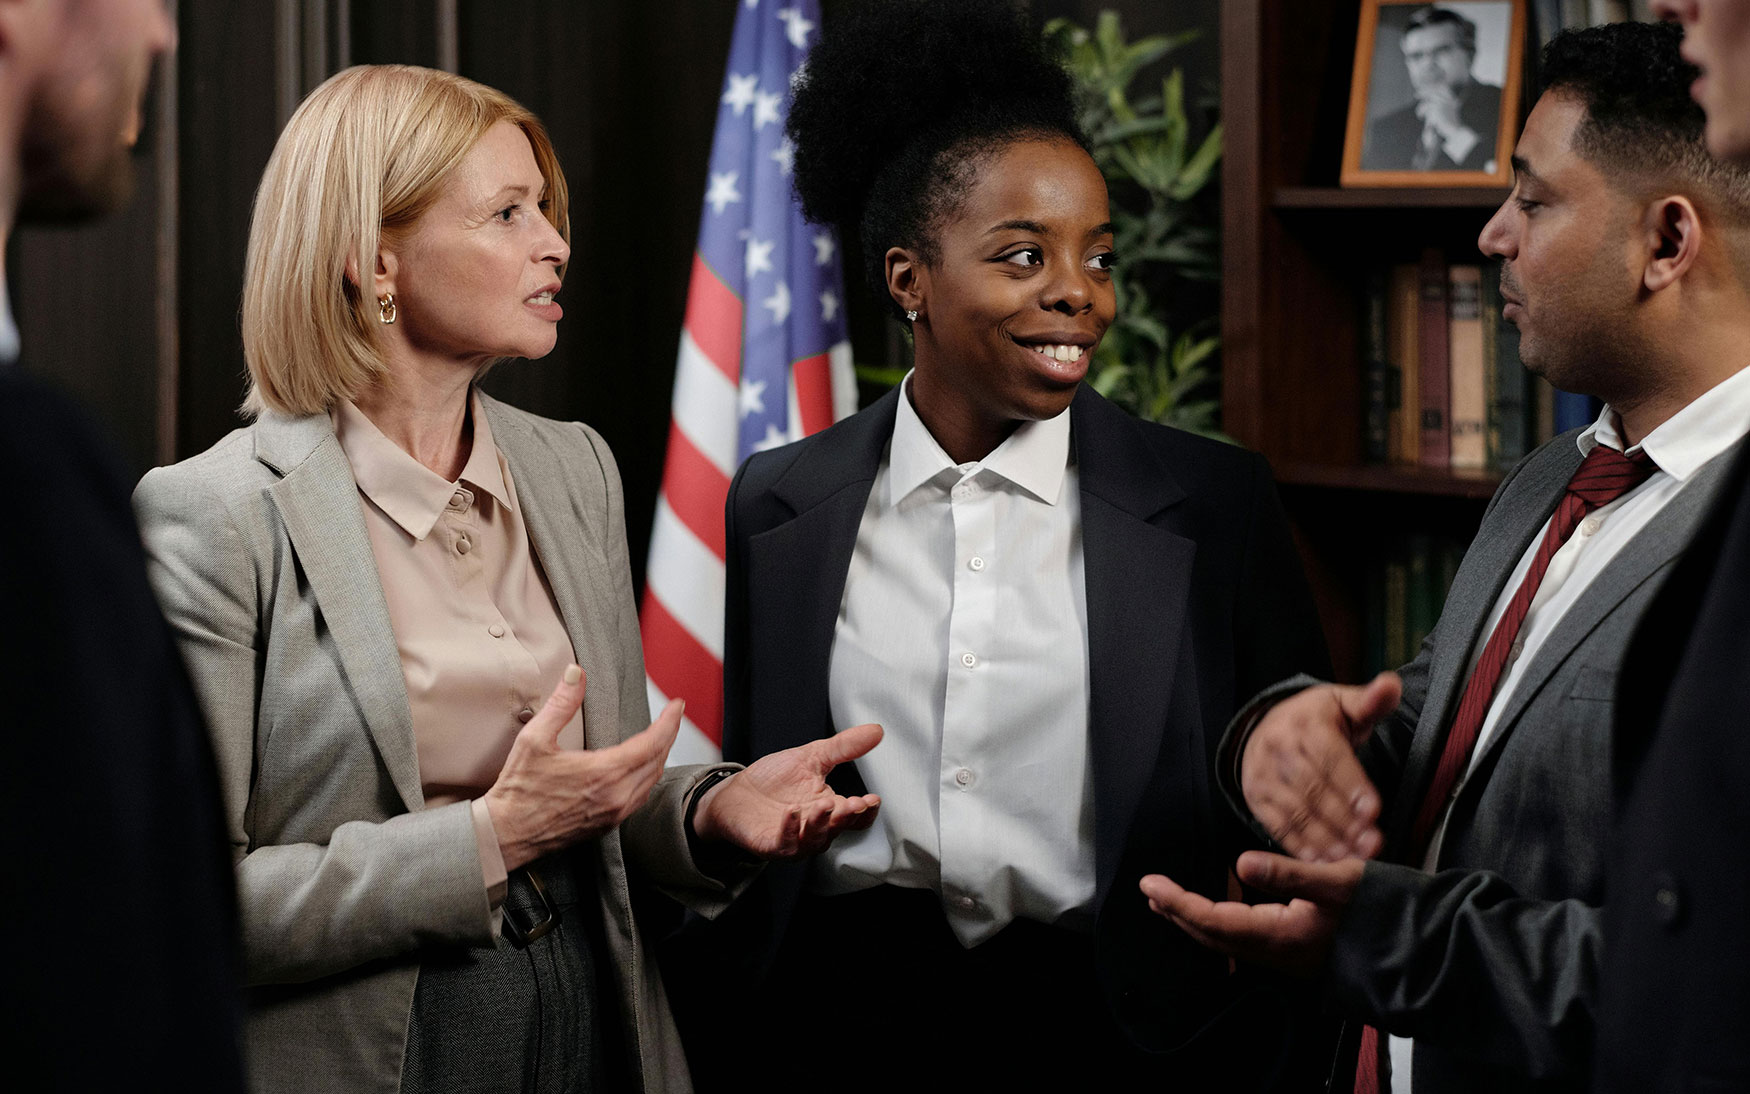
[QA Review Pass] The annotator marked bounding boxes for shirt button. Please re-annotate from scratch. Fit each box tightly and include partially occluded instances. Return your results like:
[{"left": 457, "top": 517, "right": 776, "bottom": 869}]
[
  {"left": 968, "top": 556, "right": 985, "bottom": 572},
  {"left": 960, "top": 652, "right": 977, "bottom": 669},
  {"left": 1651, "top": 872, "right": 1685, "bottom": 928},
  {"left": 953, "top": 485, "right": 972, "bottom": 500},
  {"left": 954, "top": 895, "right": 977, "bottom": 911},
  {"left": 448, "top": 490, "right": 468, "bottom": 512},
  {"left": 953, "top": 767, "right": 975, "bottom": 789},
  {"left": 517, "top": 707, "right": 534, "bottom": 723},
  {"left": 1508, "top": 636, "right": 1524, "bottom": 662},
  {"left": 456, "top": 534, "right": 472, "bottom": 556},
  {"left": 1580, "top": 515, "right": 1602, "bottom": 537},
  {"left": 488, "top": 624, "right": 505, "bottom": 638}
]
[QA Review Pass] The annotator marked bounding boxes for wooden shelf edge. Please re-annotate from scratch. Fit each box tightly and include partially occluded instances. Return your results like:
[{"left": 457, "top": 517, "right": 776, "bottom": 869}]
[
  {"left": 1273, "top": 186, "right": 1511, "bottom": 210},
  {"left": 1273, "top": 461, "right": 1502, "bottom": 499}
]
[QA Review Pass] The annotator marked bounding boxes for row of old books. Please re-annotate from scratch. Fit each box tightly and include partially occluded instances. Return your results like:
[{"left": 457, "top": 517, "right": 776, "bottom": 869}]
[
  {"left": 1363, "top": 534, "right": 1468, "bottom": 676},
  {"left": 1361, "top": 252, "right": 1599, "bottom": 474}
]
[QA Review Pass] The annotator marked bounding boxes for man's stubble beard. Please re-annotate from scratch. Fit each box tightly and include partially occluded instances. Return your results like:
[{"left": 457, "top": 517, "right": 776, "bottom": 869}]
[{"left": 16, "top": 79, "right": 143, "bottom": 225}]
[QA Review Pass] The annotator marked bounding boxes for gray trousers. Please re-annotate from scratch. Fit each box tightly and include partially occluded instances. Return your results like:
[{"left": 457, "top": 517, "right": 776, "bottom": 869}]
[{"left": 401, "top": 853, "right": 606, "bottom": 1094}]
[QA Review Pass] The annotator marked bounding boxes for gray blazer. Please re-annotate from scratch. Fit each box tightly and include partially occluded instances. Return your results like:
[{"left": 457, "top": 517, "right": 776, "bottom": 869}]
[
  {"left": 135, "top": 392, "right": 737, "bottom": 1094},
  {"left": 1224, "top": 430, "right": 1738, "bottom": 1093}
]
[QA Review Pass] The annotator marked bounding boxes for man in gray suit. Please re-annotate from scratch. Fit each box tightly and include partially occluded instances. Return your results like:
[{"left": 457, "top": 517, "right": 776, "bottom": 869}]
[{"left": 1141, "top": 22, "right": 1750, "bottom": 1094}]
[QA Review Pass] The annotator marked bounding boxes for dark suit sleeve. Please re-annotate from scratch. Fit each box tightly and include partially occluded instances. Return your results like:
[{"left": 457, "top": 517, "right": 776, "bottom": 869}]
[
  {"left": 0, "top": 374, "right": 245, "bottom": 1090},
  {"left": 1207, "top": 455, "right": 1343, "bottom": 1090},
  {"left": 1327, "top": 862, "right": 1602, "bottom": 1084}
]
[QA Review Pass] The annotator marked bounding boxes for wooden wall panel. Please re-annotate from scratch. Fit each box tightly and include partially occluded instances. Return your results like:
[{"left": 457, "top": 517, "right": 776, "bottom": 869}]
[{"left": 175, "top": 0, "right": 281, "bottom": 459}]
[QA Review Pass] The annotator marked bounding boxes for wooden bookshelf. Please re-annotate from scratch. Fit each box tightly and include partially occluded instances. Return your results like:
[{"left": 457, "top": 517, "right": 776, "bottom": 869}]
[
  {"left": 1274, "top": 462, "right": 1502, "bottom": 499},
  {"left": 1221, "top": 0, "right": 1517, "bottom": 680},
  {"left": 1274, "top": 186, "right": 1511, "bottom": 209}
]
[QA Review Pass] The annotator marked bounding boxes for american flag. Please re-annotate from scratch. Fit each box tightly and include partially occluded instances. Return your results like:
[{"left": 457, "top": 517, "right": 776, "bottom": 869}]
[{"left": 641, "top": 0, "right": 854, "bottom": 765}]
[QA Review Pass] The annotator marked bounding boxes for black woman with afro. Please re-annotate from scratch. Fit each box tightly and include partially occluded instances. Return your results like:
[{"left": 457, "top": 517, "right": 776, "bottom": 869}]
[{"left": 665, "top": 1, "right": 1332, "bottom": 1087}]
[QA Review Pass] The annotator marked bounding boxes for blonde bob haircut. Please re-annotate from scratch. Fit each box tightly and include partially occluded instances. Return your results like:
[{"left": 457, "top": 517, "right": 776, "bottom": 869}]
[{"left": 241, "top": 65, "right": 570, "bottom": 417}]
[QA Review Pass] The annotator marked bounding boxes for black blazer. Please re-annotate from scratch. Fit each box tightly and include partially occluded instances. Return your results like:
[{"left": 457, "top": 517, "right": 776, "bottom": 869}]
[
  {"left": 674, "top": 384, "right": 1328, "bottom": 1063},
  {"left": 1596, "top": 440, "right": 1750, "bottom": 1092},
  {"left": 0, "top": 371, "right": 245, "bottom": 1091}
]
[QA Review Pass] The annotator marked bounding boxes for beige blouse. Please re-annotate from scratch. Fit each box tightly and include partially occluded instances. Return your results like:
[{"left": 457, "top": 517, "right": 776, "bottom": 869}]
[{"left": 333, "top": 394, "right": 586, "bottom": 904}]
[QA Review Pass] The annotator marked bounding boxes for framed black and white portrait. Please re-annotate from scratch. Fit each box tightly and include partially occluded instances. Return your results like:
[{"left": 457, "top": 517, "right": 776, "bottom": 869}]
[{"left": 1342, "top": 0, "right": 1525, "bottom": 187}]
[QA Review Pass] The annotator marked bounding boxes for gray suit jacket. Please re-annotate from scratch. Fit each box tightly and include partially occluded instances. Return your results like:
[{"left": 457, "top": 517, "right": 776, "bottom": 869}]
[
  {"left": 1225, "top": 430, "right": 1737, "bottom": 1093},
  {"left": 135, "top": 392, "right": 737, "bottom": 1094}
]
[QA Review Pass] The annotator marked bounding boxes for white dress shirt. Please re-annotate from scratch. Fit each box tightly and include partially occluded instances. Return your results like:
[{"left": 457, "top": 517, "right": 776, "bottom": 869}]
[
  {"left": 814, "top": 377, "right": 1094, "bottom": 947},
  {"left": 1392, "top": 363, "right": 1750, "bottom": 1088}
]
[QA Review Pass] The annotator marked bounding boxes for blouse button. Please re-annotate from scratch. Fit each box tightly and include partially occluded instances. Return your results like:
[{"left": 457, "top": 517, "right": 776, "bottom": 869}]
[
  {"left": 488, "top": 624, "right": 505, "bottom": 639},
  {"left": 517, "top": 708, "right": 535, "bottom": 724},
  {"left": 456, "top": 534, "right": 472, "bottom": 556}
]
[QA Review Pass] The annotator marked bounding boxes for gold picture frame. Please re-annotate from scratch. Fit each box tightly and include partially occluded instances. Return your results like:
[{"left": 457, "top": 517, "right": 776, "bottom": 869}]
[{"left": 1341, "top": 0, "right": 1526, "bottom": 188}]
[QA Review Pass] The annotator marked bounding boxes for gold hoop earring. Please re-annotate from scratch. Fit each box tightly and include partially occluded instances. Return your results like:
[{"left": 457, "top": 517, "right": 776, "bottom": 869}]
[{"left": 378, "top": 293, "right": 397, "bottom": 325}]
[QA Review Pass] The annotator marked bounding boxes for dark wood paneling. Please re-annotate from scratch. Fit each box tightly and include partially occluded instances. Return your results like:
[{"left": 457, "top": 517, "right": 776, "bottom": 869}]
[
  {"left": 350, "top": 0, "right": 446, "bottom": 70},
  {"left": 176, "top": 0, "right": 282, "bottom": 458}
]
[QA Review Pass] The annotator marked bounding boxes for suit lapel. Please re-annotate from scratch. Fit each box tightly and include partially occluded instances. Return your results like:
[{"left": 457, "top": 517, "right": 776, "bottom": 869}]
[
  {"left": 1072, "top": 390, "right": 1197, "bottom": 903},
  {"left": 258, "top": 413, "right": 425, "bottom": 813},
  {"left": 750, "top": 390, "right": 898, "bottom": 759},
  {"left": 1385, "top": 440, "right": 1582, "bottom": 840},
  {"left": 1466, "top": 442, "right": 1740, "bottom": 778},
  {"left": 484, "top": 399, "right": 625, "bottom": 750}
]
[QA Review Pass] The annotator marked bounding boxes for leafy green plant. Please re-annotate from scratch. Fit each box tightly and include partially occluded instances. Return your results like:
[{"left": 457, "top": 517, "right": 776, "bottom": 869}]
[{"left": 1045, "top": 12, "right": 1226, "bottom": 437}]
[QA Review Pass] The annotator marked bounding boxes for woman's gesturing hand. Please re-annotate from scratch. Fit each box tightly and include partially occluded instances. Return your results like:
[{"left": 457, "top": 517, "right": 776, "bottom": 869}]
[
  {"left": 691, "top": 723, "right": 883, "bottom": 859},
  {"left": 484, "top": 665, "right": 683, "bottom": 871}
]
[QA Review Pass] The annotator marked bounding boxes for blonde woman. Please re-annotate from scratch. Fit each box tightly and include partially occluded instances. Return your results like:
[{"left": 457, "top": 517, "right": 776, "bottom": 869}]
[{"left": 136, "top": 65, "right": 879, "bottom": 1094}]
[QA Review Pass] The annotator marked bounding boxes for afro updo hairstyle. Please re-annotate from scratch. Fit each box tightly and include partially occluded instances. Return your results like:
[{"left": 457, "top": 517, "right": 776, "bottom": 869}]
[
  {"left": 1541, "top": 21, "right": 1750, "bottom": 221},
  {"left": 786, "top": 0, "right": 1090, "bottom": 319}
]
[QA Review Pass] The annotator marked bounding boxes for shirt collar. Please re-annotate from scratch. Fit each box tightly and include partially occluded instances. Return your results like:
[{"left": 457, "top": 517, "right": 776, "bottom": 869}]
[
  {"left": 1579, "top": 363, "right": 1750, "bottom": 481},
  {"left": 332, "top": 390, "right": 513, "bottom": 540},
  {"left": 886, "top": 371, "right": 1072, "bottom": 507}
]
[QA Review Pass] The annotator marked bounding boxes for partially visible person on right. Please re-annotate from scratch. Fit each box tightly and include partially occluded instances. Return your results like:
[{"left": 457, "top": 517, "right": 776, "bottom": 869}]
[
  {"left": 1145, "top": 21, "right": 1750, "bottom": 1093},
  {"left": 1594, "top": 3, "right": 1750, "bottom": 1092}
]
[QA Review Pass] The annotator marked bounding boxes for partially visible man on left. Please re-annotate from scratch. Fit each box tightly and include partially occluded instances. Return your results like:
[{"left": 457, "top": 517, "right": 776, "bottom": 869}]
[{"left": 0, "top": 2, "right": 245, "bottom": 1090}]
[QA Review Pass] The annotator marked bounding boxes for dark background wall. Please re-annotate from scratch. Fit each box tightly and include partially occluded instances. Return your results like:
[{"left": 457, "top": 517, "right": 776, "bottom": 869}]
[{"left": 13, "top": 0, "right": 1217, "bottom": 591}]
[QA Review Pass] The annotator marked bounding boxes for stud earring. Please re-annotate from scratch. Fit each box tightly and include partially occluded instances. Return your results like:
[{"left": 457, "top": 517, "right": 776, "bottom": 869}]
[
  {"left": 378, "top": 293, "right": 397, "bottom": 324},
  {"left": 905, "top": 309, "right": 918, "bottom": 322}
]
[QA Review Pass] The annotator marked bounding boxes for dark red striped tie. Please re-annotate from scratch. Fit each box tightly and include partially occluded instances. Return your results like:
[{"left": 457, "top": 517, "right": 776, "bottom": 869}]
[{"left": 1354, "top": 443, "right": 1656, "bottom": 1094}]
